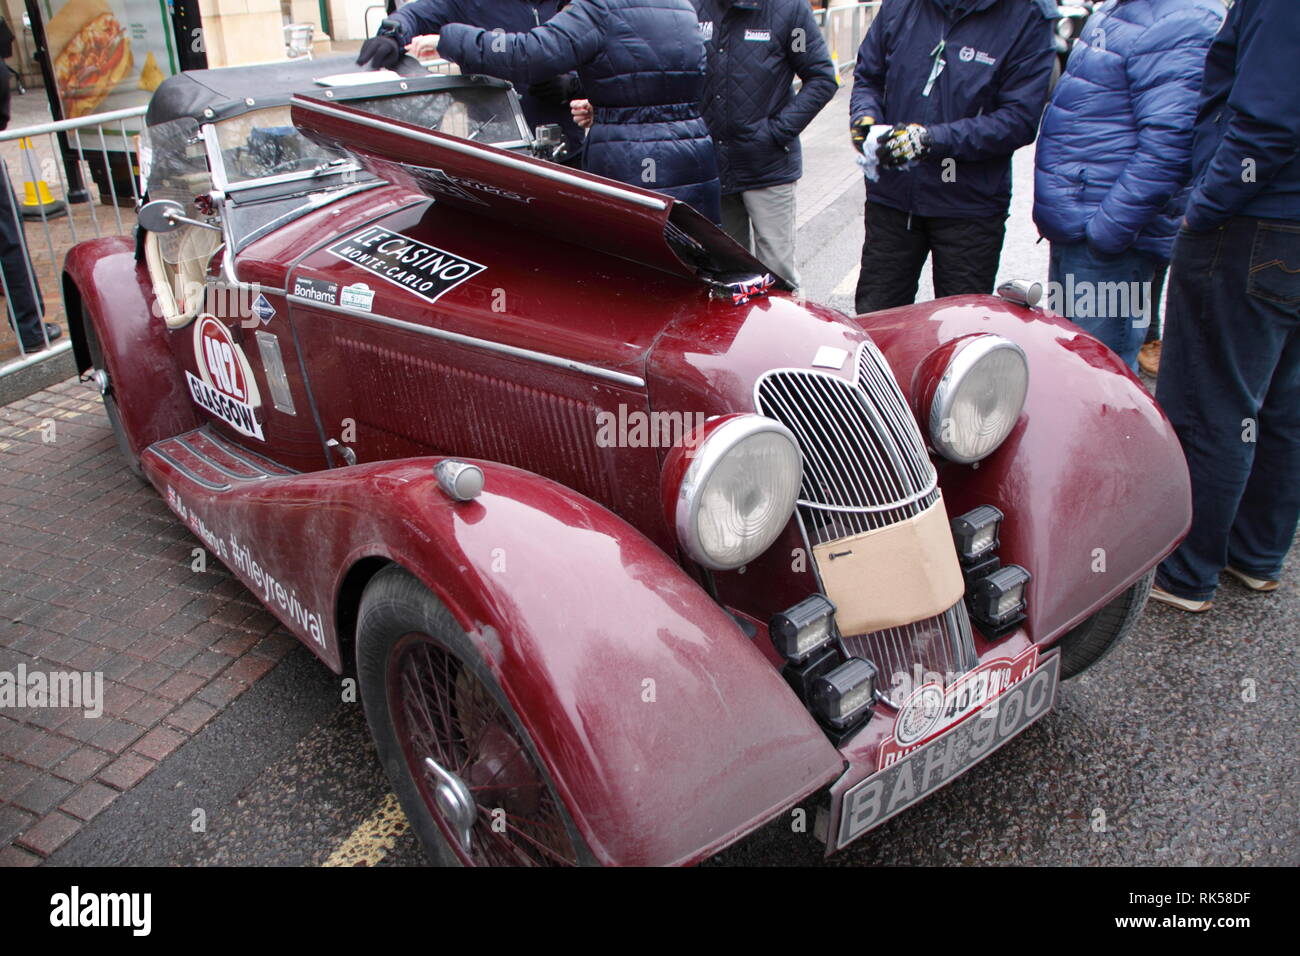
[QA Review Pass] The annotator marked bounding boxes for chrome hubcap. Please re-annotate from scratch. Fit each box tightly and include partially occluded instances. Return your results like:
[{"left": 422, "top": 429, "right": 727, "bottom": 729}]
[{"left": 423, "top": 756, "right": 476, "bottom": 853}]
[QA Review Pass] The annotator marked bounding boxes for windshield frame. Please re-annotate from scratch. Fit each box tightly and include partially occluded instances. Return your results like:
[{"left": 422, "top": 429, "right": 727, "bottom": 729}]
[{"left": 201, "top": 79, "right": 533, "bottom": 198}]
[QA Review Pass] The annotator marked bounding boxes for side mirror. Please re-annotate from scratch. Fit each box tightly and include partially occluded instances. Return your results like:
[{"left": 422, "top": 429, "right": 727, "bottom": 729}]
[{"left": 138, "top": 198, "right": 220, "bottom": 233}]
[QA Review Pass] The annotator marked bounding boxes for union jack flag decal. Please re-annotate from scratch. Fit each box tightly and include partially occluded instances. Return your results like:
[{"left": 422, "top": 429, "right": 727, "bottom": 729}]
[{"left": 729, "top": 274, "right": 775, "bottom": 305}]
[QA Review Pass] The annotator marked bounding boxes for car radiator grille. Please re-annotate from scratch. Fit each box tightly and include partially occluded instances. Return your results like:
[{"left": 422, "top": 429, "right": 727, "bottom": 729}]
[{"left": 755, "top": 344, "right": 978, "bottom": 706}]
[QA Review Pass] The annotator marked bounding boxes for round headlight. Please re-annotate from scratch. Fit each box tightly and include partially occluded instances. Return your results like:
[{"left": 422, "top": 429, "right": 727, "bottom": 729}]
[
  {"left": 928, "top": 335, "right": 1028, "bottom": 464},
  {"left": 673, "top": 415, "right": 802, "bottom": 571}
]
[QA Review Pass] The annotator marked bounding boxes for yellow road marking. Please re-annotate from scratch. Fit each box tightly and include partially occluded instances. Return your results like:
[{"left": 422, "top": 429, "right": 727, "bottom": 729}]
[
  {"left": 833, "top": 265, "right": 859, "bottom": 297},
  {"left": 322, "top": 793, "right": 410, "bottom": 867}
]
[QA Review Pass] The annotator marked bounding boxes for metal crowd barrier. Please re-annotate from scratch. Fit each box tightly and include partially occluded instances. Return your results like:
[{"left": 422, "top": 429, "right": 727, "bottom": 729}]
[
  {"left": 1, "top": 105, "right": 148, "bottom": 375},
  {"left": 819, "top": 2, "right": 882, "bottom": 78}
]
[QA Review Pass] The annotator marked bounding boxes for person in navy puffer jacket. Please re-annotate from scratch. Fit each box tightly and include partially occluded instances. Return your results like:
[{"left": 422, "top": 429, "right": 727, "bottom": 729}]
[
  {"left": 421, "top": 0, "right": 722, "bottom": 223},
  {"left": 850, "top": 0, "right": 1056, "bottom": 315},
  {"left": 1033, "top": 0, "right": 1223, "bottom": 371}
]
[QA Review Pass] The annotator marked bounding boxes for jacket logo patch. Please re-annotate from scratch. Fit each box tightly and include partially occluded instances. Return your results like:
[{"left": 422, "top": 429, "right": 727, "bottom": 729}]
[
  {"left": 743, "top": 29, "right": 771, "bottom": 41},
  {"left": 960, "top": 46, "right": 996, "bottom": 66},
  {"left": 326, "top": 226, "right": 486, "bottom": 304},
  {"left": 699, "top": 20, "right": 714, "bottom": 40}
]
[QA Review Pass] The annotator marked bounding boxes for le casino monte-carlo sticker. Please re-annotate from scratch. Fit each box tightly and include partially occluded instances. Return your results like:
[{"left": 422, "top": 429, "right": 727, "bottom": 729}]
[{"left": 325, "top": 226, "right": 486, "bottom": 304}]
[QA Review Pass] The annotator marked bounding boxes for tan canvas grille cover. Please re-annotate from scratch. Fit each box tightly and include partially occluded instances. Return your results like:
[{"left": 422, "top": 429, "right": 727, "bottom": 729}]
[{"left": 812, "top": 494, "right": 964, "bottom": 635}]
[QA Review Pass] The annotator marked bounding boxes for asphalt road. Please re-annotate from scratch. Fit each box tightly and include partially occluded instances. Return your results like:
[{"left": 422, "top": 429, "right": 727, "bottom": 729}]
[{"left": 32, "top": 89, "right": 1300, "bottom": 867}]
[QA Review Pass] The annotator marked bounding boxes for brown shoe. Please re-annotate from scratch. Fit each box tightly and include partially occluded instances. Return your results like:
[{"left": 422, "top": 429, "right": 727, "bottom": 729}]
[{"left": 1138, "top": 340, "right": 1161, "bottom": 376}]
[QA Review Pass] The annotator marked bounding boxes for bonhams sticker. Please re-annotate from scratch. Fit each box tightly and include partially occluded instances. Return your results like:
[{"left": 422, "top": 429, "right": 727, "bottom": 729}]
[
  {"left": 326, "top": 226, "right": 485, "bottom": 304},
  {"left": 188, "top": 315, "right": 264, "bottom": 440}
]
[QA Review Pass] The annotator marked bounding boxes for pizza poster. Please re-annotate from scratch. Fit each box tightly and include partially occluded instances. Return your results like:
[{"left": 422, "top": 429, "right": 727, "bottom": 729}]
[{"left": 32, "top": 0, "right": 180, "bottom": 121}]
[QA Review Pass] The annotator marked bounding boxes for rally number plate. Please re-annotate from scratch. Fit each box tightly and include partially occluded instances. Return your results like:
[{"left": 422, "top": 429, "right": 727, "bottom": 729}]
[{"left": 834, "top": 652, "right": 1061, "bottom": 849}]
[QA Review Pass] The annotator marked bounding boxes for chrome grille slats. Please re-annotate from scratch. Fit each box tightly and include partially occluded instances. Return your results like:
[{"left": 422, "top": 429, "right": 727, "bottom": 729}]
[
  {"left": 754, "top": 357, "right": 938, "bottom": 540},
  {"left": 754, "top": 343, "right": 977, "bottom": 706},
  {"left": 759, "top": 374, "right": 860, "bottom": 511}
]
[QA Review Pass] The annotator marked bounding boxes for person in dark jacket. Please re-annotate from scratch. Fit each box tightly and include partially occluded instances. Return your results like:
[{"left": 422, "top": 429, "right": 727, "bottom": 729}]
[
  {"left": 694, "top": 0, "right": 837, "bottom": 288},
  {"left": 357, "top": 0, "right": 586, "bottom": 164},
  {"left": 1033, "top": 0, "right": 1222, "bottom": 371},
  {"left": 1149, "top": 0, "right": 1300, "bottom": 613},
  {"left": 400, "top": 0, "right": 721, "bottom": 222},
  {"left": 0, "top": 18, "right": 57, "bottom": 353},
  {"left": 850, "top": 0, "right": 1055, "bottom": 314}
]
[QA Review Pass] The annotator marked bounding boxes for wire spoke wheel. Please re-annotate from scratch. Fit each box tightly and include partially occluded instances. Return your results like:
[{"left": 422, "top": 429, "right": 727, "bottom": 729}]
[{"left": 387, "top": 632, "right": 579, "bottom": 866}]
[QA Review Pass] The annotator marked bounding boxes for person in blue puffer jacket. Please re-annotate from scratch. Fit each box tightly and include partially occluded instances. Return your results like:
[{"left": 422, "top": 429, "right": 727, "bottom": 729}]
[
  {"left": 1033, "top": 0, "right": 1224, "bottom": 370},
  {"left": 407, "top": 0, "right": 722, "bottom": 223}
]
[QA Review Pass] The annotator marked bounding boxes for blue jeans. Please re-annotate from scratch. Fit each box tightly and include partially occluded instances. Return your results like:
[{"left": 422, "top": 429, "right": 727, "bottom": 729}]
[
  {"left": 1155, "top": 217, "right": 1300, "bottom": 600},
  {"left": 1048, "top": 241, "right": 1157, "bottom": 371}
]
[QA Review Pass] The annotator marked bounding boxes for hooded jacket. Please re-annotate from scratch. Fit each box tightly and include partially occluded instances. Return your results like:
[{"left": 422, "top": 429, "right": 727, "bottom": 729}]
[
  {"left": 694, "top": 0, "right": 837, "bottom": 195},
  {"left": 1033, "top": 0, "right": 1224, "bottom": 260},
  {"left": 439, "top": 0, "right": 721, "bottom": 221},
  {"left": 850, "top": 0, "right": 1055, "bottom": 218}
]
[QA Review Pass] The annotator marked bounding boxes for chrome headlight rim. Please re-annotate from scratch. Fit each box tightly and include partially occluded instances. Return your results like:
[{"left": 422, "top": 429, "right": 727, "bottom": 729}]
[
  {"left": 928, "top": 334, "right": 1029, "bottom": 465},
  {"left": 674, "top": 414, "right": 802, "bottom": 572}
]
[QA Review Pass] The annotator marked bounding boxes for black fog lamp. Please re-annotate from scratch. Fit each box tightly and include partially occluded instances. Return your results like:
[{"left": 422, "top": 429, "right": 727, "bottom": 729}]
[
  {"left": 770, "top": 593, "right": 837, "bottom": 663},
  {"left": 952, "top": 505, "right": 1004, "bottom": 564},
  {"left": 970, "top": 564, "right": 1031, "bottom": 637},
  {"left": 811, "top": 658, "right": 878, "bottom": 732}
]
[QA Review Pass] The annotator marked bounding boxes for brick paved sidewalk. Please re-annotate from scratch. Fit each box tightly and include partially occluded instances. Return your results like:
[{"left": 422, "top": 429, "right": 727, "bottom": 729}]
[{"left": 0, "top": 379, "right": 298, "bottom": 864}]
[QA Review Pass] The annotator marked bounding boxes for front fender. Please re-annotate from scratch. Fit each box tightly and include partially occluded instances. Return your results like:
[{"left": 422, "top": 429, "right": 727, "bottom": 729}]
[
  {"left": 144, "top": 450, "right": 843, "bottom": 866},
  {"left": 856, "top": 295, "right": 1191, "bottom": 641},
  {"left": 64, "top": 238, "right": 198, "bottom": 458}
]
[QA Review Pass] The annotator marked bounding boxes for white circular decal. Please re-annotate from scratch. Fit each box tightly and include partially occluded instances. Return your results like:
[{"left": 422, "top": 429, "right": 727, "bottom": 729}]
[{"left": 895, "top": 682, "right": 946, "bottom": 746}]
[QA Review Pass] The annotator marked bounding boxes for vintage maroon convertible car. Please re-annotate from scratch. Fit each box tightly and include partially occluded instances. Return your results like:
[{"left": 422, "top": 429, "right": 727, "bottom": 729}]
[{"left": 63, "top": 57, "right": 1191, "bottom": 866}]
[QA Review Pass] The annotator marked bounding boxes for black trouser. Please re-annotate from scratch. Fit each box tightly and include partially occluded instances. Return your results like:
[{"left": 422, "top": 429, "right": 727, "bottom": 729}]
[
  {"left": 0, "top": 159, "right": 44, "bottom": 344},
  {"left": 1155, "top": 217, "right": 1300, "bottom": 599},
  {"left": 854, "top": 200, "right": 1008, "bottom": 315}
]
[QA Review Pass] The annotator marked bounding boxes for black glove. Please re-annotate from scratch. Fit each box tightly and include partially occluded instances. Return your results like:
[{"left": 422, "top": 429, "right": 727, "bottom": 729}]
[
  {"left": 357, "top": 20, "right": 404, "bottom": 70},
  {"left": 528, "top": 75, "right": 580, "bottom": 105},
  {"left": 877, "top": 123, "right": 933, "bottom": 168},
  {"left": 850, "top": 114, "right": 876, "bottom": 153}
]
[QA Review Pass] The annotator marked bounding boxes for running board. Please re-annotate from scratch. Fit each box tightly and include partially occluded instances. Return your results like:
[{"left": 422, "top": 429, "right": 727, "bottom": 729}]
[{"left": 146, "top": 428, "right": 297, "bottom": 492}]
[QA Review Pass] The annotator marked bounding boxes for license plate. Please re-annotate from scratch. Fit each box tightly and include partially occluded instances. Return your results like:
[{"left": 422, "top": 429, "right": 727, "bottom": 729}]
[{"left": 834, "top": 652, "right": 1061, "bottom": 849}]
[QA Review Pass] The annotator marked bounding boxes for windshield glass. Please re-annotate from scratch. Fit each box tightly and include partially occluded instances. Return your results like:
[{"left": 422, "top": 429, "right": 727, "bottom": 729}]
[
  {"left": 349, "top": 88, "right": 525, "bottom": 145},
  {"left": 214, "top": 87, "right": 525, "bottom": 184},
  {"left": 142, "top": 117, "right": 221, "bottom": 267},
  {"left": 216, "top": 106, "right": 346, "bottom": 182}
]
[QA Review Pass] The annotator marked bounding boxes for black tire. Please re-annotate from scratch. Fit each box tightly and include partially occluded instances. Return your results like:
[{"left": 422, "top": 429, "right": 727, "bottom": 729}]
[
  {"left": 355, "top": 565, "right": 592, "bottom": 866},
  {"left": 1055, "top": 569, "right": 1154, "bottom": 680},
  {"left": 81, "top": 316, "right": 144, "bottom": 479}
]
